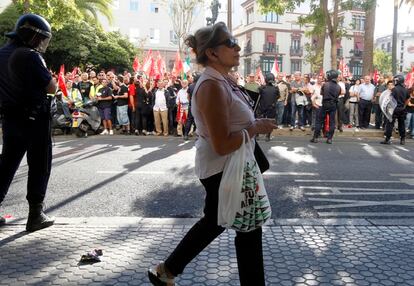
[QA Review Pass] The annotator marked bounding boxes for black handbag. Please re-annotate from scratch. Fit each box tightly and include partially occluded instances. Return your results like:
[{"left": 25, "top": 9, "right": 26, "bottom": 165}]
[{"left": 254, "top": 141, "right": 269, "bottom": 173}]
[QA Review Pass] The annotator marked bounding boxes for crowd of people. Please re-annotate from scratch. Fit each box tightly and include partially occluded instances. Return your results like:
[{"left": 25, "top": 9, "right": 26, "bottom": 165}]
[
  {"left": 53, "top": 70, "right": 198, "bottom": 140},
  {"left": 54, "top": 64, "right": 414, "bottom": 143}
]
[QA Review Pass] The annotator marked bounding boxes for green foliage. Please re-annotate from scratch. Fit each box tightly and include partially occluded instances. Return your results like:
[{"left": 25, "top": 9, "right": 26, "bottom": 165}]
[
  {"left": 256, "top": 0, "right": 305, "bottom": 14},
  {"left": 304, "top": 43, "right": 323, "bottom": 73},
  {"left": 43, "top": 20, "right": 138, "bottom": 72},
  {"left": 0, "top": 4, "right": 19, "bottom": 46},
  {"left": 373, "top": 49, "right": 392, "bottom": 74}
]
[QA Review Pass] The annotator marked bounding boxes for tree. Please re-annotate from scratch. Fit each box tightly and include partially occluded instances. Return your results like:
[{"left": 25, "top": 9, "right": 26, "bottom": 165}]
[
  {"left": 161, "top": 0, "right": 205, "bottom": 56},
  {"left": 362, "top": 0, "right": 376, "bottom": 76},
  {"left": 74, "top": 0, "right": 114, "bottom": 25},
  {"left": 373, "top": 48, "right": 392, "bottom": 74},
  {"left": 0, "top": 4, "right": 19, "bottom": 46}
]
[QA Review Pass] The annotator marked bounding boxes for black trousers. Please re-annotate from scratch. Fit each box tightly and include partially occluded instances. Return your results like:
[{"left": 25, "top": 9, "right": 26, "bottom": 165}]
[
  {"left": 385, "top": 115, "right": 406, "bottom": 139},
  {"left": 0, "top": 115, "right": 52, "bottom": 205},
  {"left": 358, "top": 99, "right": 372, "bottom": 128},
  {"left": 165, "top": 172, "right": 265, "bottom": 286},
  {"left": 313, "top": 104, "right": 337, "bottom": 139},
  {"left": 168, "top": 106, "right": 177, "bottom": 134},
  {"left": 337, "top": 97, "right": 347, "bottom": 128},
  {"left": 183, "top": 109, "right": 195, "bottom": 137},
  {"left": 132, "top": 107, "right": 145, "bottom": 132},
  {"left": 372, "top": 104, "right": 383, "bottom": 129}
]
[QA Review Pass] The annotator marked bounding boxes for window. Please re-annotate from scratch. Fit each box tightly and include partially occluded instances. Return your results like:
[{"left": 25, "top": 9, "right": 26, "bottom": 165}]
[
  {"left": 170, "top": 30, "right": 178, "bottom": 44},
  {"left": 130, "top": 0, "right": 139, "bottom": 11},
  {"left": 246, "top": 7, "right": 254, "bottom": 25},
  {"left": 381, "top": 43, "right": 385, "bottom": 50},
  {"left": 111, "top": 0, "right": 120, "bottom": 9},
  {"left": 387, "top": 42, "right": 391, "bottom": 53},
  {"left": 290, "top": 60, "right": 302, "bottom": 73},
  {"left": 352, "top": 15, "right": 365, "bottom": 31},
  {"left": 402, "top": 40, "right": 405, "bottom": 47},
  {"left": 150, "top": 3, "right": 159, "bottom": 13},
  {"left": 244, "top": 58, "right": 251, "bottom": 76},
  {"left": 129, "top": 28, "right": 140, "bottom": 43},
  {"left": 351, "top": 62, "right": 363, "bottom": 77},
  {"left": 149, "top": 28, "right": 160, "bottom": 44},
  {"left": 263, "top": 12, "right": 279, "bottom": 23},
  {"left": 292, "top": 39, "right": 301, "bottom": 49},
  {"left": 261, "top": 58, "right": 273, "bottom": 74}
]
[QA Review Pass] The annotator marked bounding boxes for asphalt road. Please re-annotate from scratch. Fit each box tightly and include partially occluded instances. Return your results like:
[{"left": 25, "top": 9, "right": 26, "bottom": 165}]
[{"left": 1, "top": 135, "right": 414, "bottom": 220}]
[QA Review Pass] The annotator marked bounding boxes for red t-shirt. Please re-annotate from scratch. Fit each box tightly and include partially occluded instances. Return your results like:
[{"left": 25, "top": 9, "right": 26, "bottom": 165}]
[{"left": 128, "top": 84, "right": 136, "bottom": 108}]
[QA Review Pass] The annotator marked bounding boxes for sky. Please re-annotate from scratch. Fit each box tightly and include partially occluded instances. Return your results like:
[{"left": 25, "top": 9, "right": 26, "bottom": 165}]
[{"left": 375, "top": 0, "right": 414, "bottom": 38}]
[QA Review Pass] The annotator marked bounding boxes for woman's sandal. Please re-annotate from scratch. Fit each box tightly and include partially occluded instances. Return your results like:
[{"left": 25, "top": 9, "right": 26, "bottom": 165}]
[{"left": 148, "top": 262, "right": 175, "bottom": 286}]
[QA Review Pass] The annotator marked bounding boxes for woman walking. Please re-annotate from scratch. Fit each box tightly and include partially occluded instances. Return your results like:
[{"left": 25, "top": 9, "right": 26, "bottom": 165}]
[{"left": 148, "top": 22, "right": 275, "bottom": 286}]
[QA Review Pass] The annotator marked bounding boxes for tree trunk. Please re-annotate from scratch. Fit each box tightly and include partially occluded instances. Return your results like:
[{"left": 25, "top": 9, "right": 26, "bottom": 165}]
[
  {"left": 315, "top": 0, "right": 326, "bottom": 73},
  {"left": 322, "top": 0, "right": 339, "bottom": 70},
  {"left": 392, "top": 0, "right": 398, "bottom": 74},
  {"left": 362, "top": 0, "right": 376, "bottom": 76}
]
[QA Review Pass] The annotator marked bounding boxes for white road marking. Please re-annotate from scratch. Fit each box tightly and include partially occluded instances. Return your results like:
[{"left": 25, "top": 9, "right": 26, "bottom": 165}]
[
  {"left": 264, "top": 172, "right": 318, "bottom": 176},
  {"left": 318, "top": 212, "right": 414, "bottom": 217},
  {"left": 97, "top": 170, "right": 166, "bottom": 175},
  {"left": 301, "top": 186, "right": 414, "bottom": 195},
  {"left": 309, "top": 198, "right": 414, "bottom": 209},
  {"left": 390, "top": 173, "right": 414, "bottom": 177},
  {"left": 295, "top": 179, "right": 402, "bottom": 183},
  {"left": 361, "top": 143, "right": 382, "bottom": 157}
]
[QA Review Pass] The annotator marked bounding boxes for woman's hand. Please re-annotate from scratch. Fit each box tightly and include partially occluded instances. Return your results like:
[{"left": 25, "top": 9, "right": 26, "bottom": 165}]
[{"left": 247, "top": 119, "right": 277, "bottom": 136}]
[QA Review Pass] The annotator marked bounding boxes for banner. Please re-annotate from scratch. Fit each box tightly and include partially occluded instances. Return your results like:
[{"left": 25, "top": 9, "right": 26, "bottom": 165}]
[
  {"left": 270, "top": 57, "right": 279, "bottom": 77},
  {"left": 132, "top": 57, "right": 140, "bottom": 72},
  {"left": 58, "top": 64, "right": 68, "bottom": 98},
  {"left": 172, "top": 51, "right": 183, "bottom": 77},
  {"left": 379, "top": 89, "right": 397, "bottom": 121}
]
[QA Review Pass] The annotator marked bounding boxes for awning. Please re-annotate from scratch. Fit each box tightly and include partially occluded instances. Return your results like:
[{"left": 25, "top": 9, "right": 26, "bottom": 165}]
[{"left": 267, "top": 34, "right": 275, "bottom": 43}]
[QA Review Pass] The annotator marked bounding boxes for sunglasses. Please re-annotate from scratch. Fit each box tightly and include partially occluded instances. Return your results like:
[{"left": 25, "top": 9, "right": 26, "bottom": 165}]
[{"left": 216, "top": 37, "right": 238, "bottom": 49}]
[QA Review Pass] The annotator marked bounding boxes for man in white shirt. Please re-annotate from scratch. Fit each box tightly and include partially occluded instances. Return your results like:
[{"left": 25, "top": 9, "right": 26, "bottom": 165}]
[
  {"left": 358, "top": 75, "right": 376, "bottom": 129},
  {"left": 311, "top": 75, "right": 323, "bottom": 130},
  {"left": 337, "top": 75, "right": 346, "bottom": 132},
  {"left": 153, "top": 81, "right": 169, "bottom": 136},
  {"left": 176, "top": 80, "right": 189, "bottom": 136}
]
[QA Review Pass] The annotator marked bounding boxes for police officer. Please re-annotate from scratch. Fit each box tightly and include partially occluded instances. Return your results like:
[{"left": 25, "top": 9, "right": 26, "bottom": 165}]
[
  {"left": 0, "top": 14, "right": 56, "bottom": 231},
  {"left": 258, "top": 73, "right": 280, "bottom": 141},
  {"left": 310, "top": 70, "right": 341, "bottom": 144},
  {"left": 381, "top": 74, "right": 409, "bottom": 145}
]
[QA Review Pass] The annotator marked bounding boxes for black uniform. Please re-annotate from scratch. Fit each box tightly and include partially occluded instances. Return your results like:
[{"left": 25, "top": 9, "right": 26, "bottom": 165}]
[
  {"left": 313, "top": 80, "right": 341, "bottom": 140},
  {"left": 0, "top": 42, "right": 53, "bottom": 205},
  {"left": 384, "top": 84, "right": 409, "bottom": 140}
]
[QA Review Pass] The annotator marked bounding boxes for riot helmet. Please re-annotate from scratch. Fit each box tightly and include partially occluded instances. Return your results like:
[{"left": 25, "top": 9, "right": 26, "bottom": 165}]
[
  {"left": 393, "top": 74, "right": 405, "bottom": 86},
  {"left": 326, "top": 70, "right": 339, "bottom": 81},
  {"left": 192, "top": 71, "right": 201, "bottom": 83},
  {"left": 265, "top": 73, "right": 275, "bottom": 84},
  {"left": 6, "top": 14, "right": 52, "bottom": 53}
]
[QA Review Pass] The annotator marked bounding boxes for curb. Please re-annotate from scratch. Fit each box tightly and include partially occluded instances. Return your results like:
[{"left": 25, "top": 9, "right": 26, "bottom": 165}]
[{"left": 5, "top": 217, "right": 414, "bottom": 226}]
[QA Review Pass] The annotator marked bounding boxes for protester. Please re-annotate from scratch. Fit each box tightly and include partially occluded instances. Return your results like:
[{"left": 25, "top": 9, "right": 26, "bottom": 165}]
[
  {"left": 166, "top": 79, "right": 178, "bottom": 135},
  {"left": 406, "top": 87, "right": 414, "bottom": 139},
  {"left": 302, "top": 75, "right": 313, "bottom": 127},
  {"left": 65, "top": 80, "right": 83, "bottom": 110},
  {"left": 0, "top": 14, "right": 56, "bottom": 231},
  {"left": 336, "top": 75, "right": 346, "bottom": 132},
  {"left": 311, "top": 75, "right": 324, "bottom": 130},
  {"left": 127, "top": 77, "right": 136, "bottom": 133},
  {"left": 349, "top": 78, "right": 360, "bottom": 127},
  {"left": 373, "top": 76, "right": 386, "bottom": 129},
  {"left": 183, "top": 72, "right": 200, "bottom": 141},
  {"left": 358, "top": 75, "right": 375, "bottom": 129},
  {"left": 114, "top": 75, "right": 130, "bottom": 135},
  {"left": 142, "top": 80, "right": 155, "bottom": 135},
  {"left": 153, "top": 80, "right": 169, "bottom": 136},
  {"left": 97, "top": 78, "right": 114, "bottom": 135},
  {"left": 276, "top": 73, "right": 289, "bottom": 128},
  {"left": 290, "top": 71, "right": 306, "bottom": 131},
  {"left": 148, "top": 22, "right": 276, "bottom": 286},
  {"left": 244, "top": 73, "right": 260, "bottom": 108},
  {"left": 176, "top": 79, "right": 189, "bottom": 136},
  {"left": 78, "top": 72, "right": 93, "bottom": 103}
]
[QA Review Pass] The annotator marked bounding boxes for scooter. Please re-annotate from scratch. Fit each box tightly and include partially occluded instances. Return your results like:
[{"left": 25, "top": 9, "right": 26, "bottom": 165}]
[
  {"left": 72, "top": 99, "right": 103, "bottom": 137},
  {"left": 50, "top": 93, "right": 72, "bottom": 135}
]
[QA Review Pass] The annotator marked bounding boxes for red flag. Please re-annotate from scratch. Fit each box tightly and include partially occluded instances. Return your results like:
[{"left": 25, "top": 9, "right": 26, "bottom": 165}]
[
  {"left": 71, "top": 67, "right": 79, "bottom": 79},
  {"left": 255, "top": 66, "right": 265, "bottom": 85},
  {"left": 142, "top": 50, "right": 153, "bottom": 76},
  {"left": 405, "top": 66, "right": 414, "bottom": 88},
  {"left": 373, "top": 69, "right": 379, "bottom": 84},
  {"left": 132, "top": 57, "right": 140, "bottom": 72},
  {"left": 181, "top": 109, "right": 187, "bottom": 124},
  {"left": 172, "top": 51, "right": 183, "bottom": 77},
  {"left": 271, "top": 57, "right": 279, "bottom": 77},
  {"left": 176, "top": 100, "right": 182, "bottom": 122},
  {"left": 58, "top": 64, "right": 68, "bottom": 98},
  {"left": 156, "top": 52, "right": 166, "bottom": 78}
]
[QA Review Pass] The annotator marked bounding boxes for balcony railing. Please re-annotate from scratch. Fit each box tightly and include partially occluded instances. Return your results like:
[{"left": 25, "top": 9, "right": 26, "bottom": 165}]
[
  {"left": 244, "top": 44, "right": 252, "bottom": 54},
  {"left": 290, "top": 47, "right": 303, "bottom": 57},
  {"left": 352, "top": 49, "right": 363, "bottom": 57},
  {"left": 263, "top": 43, "right": 279, "bottom": 54}
]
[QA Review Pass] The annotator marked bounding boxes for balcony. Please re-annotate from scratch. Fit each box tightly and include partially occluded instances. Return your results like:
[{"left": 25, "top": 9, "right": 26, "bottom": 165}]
[
  {"left": 290, "top": 47, "right": 303, "bottom": 57},
  {"left": 244, "top": 44, "right": 252, "bottom": 55},
  {"left": 263, "top": 43, "right": 279, "bottom": 54},
  {"left": 351, "top": 49, "right": 363, "bottom": 57}
]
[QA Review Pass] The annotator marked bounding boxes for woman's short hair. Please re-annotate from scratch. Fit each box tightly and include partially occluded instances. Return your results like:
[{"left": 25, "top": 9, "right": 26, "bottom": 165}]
[{"left": 185, "top": 22, "right": 229, "bottom": 66}]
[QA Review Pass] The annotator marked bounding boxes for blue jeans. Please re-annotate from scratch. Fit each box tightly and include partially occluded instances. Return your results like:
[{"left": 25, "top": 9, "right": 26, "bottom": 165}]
[
  {"left": 275, "top": 101, "right": 285, "bottom": 126},
  {"left": 290, "top": 102, "right": 304, "bottom": 127},
  {"left": 406, "top": 113, "right": 414, "bottom": 136}
]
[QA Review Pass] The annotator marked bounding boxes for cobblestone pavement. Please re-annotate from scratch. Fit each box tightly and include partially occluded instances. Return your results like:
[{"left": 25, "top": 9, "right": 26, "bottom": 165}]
[{"left": 1, "top": 218, "right": 414, "bottom": 286}]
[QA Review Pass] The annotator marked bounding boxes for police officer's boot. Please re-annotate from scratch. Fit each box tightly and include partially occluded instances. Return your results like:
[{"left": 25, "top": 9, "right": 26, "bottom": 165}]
[
  {"left": 380, "top": 138, "right": 391, "bottom": 145},
  {"left": 401, "top": 138, "right": 406, "bottom": 145},
  {"left": 326, "top": 138, "right": 333, "bottom": 144},
  {"left": 310, "top": 137, "right": 318, "bottom": 143},
  {"left": 26, "top": 203, "right": 55, "bottom": 232}
]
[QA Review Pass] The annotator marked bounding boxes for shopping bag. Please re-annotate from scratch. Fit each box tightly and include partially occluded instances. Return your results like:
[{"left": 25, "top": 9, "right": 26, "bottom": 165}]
[{"left": 217, "top": 130, "right": 272, "bottom": 232}]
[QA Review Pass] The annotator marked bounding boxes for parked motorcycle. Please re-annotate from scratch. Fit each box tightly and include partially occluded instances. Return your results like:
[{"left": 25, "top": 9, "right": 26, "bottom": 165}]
[
  {"left": 50, "top": 93, "right": 72, "bottom": 135},
  {"left": 72, "top": 99, "right": 103, "bottom": 137}
]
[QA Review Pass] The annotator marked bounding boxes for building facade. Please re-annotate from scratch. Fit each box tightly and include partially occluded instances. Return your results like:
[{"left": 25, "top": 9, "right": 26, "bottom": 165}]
[
  {"left": 100, "top": 0, "right": 206, "bottom": 70},
  {"left": 233, "top": 0, "right": 367, "bottom": 78},
  {"left": 375, "top": 32, "right": 414, "bottom": 72}
]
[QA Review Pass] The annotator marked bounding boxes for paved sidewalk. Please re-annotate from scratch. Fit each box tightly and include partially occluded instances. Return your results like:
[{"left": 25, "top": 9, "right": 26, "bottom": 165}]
[{"left": 1, "top": 218, "right": 414, "bottom": 286}]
